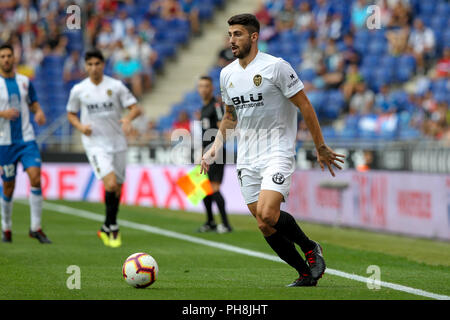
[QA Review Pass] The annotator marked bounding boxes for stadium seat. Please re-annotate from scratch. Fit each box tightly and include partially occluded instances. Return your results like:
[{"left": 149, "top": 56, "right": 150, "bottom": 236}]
[
  {"left": 306, "top": 90, "right": 325, "bottom": 113},
  {"left": 368, "top": 40, "right": 387, "bottom": 56},
  {"left": 199, "top": 4, "right": 214, "bottom": 21},
  {"left": 362, "top": 54, "right": 380, "bottom": 69},
  {"left": 419, "top": 2, "right": 436, "bottom": 16},
  {"left": 322, "top": 126, "right": 337, "bottom": 139},
  {"left": 299, "top": 68, "right": 316, "bottom": 82}
]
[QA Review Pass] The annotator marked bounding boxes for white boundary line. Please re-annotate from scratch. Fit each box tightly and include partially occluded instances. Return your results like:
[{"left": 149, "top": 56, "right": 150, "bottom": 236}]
[{"left": 27, "top": 201, "right": 450, "bottom": 300}]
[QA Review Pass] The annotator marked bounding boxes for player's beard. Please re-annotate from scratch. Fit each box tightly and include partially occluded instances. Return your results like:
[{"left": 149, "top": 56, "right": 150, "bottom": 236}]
[
  {"left": 233, "top": 39, "right": 252, "bottom": 59},
  {"left": 0, "top": 62, "right": 13, "bottom": 74}
]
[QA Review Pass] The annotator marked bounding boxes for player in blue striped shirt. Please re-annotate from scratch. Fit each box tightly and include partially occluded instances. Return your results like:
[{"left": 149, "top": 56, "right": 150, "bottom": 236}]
[{"left": 0, "top": 43, "right": 51, "bottom": 243}]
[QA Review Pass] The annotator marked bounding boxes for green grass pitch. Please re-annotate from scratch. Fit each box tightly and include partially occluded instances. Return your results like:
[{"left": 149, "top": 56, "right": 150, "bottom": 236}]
[{"left": 0, "top": 200, "right": 449, "bottom": 300}]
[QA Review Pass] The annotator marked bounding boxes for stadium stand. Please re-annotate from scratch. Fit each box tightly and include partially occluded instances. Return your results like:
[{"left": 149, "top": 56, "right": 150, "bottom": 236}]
[
  {"left": 0, "top": 0, "right": 225, "bottom": 147},
  {"left": 164, "top": 0, "right": 449, "bottom": 143},
  {"left": 0, "top": 0, "right": 448, "bottom": 147}
]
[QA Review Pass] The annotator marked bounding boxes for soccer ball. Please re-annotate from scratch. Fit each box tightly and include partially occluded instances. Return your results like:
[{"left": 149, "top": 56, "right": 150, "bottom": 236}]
[{"left": 122, "top": 252, "right": 159, "bottom": 288}]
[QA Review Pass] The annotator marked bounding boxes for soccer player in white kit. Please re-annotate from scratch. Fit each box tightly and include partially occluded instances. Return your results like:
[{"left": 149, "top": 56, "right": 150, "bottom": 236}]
[
  {"left": 67, "top": 49, "right": 142, "bottom": 248},
  {"left": 201, "top": 14, "right": 345, "bottom": 286}
]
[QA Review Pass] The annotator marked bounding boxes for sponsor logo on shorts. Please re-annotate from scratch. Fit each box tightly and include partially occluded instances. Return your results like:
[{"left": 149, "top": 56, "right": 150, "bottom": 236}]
[{"left": 272, "top": 172, "right": 285, "bottom": 185}]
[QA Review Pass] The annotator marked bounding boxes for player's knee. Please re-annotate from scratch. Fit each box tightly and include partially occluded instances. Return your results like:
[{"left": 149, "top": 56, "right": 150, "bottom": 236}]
[
  {"left": 257, "top": 220, "right": 272, "bottom": 235},
  {"left": 257, "top": 207, "right": 279, "bottom": 227},
  {"left": 29, "top": 175, "right": 41, "bottom": 188},
  {"left": 2, "top": 181, "right": 15, "bottom": 198},
  {"left": 104, "top": 180, "right": 119, "bottom": 193}
]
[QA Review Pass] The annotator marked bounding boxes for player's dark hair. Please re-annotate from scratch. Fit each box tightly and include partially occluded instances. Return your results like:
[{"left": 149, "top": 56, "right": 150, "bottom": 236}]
[
  {"left": 84, "top": 48, "right": 104, "bottom": 62},
  {"left": 199, "top": 75, "right": 213, "bottom": 82},
  {"left": 0, "top": 43, "right": 14, "bottom": 53},
  {"left": 227, "top": 13, "right": 260, "bottom": 35}
]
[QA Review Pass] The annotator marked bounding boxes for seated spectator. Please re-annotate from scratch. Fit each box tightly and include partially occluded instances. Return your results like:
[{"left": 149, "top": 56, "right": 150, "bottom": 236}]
[
  {"left": 255, "top": 1, "right": 276, "bottom": 42},
  {"left": 217, "top": 36, "right": 235, "bottom": 68},
  {"left": 0, "top": 11, "right": 13, "bottom": 43},
  {"left": 423, "top": 101, "right": 449, "bottom": 140},
  {"left": 387, "top": 0, "right": 411, "bottom": 28},
  {"left": 22, "top": 41, "right": 43, "bottom": 77},
  {"left": 97, "top": 21, "right": 115, "bottom": 57},
  {"left": 129, "top": 35, "right": 158, "bottom": 91},
  {"left": 161, "top": 0, "right": 185, "bottom": 21},
  {"left": 342, "top": 63, "right": 363, "bottom": 101},
  {"left": 112, "top": 10, "right": 135, "bottom": 42},
  {"left": 173, "top": 110, "right": 191, "bottom": 132},
  {"left": 299, "top": 33, "right": 323, "bottom": 72},
  {"left": 328, "top": 13, "right": 343, "bottom": 41},
  {"left": 137, "top": 19, "right": 156, "bottom": 44},
  {"left": 180, "top": 0, "right": 200, "bottom": 36},
  {"left": 123, "top": 24, "right": 138, "bottom": 48},
  {"left": 373, "top": 84, "right": 392, "bottom": 114},
  {"left": 275, "top": 0, "right": 296, "bottom": 32},
  {"left": 434, "top": 47, "right": 450, "bottom": 79},
  {"left": 63, "top": 50, "right": 85, "bottom": 83},
  {"left": 142, "top": 119, "right": 161, "bottom": 143},
  {"left": 297, "top": 119, "right": 312, "bottom": 142},
  {"left": 113, "top": 50, "right": 143, "bottom": 99},
  {"left": 322, "top": 39, "right": 345, "bottom": 88},
  {"left": 294, "top": 1, "right": 314, "bottom": 32},
  {"left": 351, "top": 0, "right": 368, "bottom": 30},
  {"left": 341, "top": 33, "right": 360, "bottom": 66},
  {"left": 386, "top": 25, "right": 410, "bottom": 56},
  {"left": 375, "top": 0, "right": 392, "bottom": 28},
  {"left": 13, "top": 0, "right": 39, "bottom": 27},
  {"left": 349, "top": 81, "right": 375, "bottom": 115},
  {"left": 408, "top": 18, "right": 435, "bottom": 73}
]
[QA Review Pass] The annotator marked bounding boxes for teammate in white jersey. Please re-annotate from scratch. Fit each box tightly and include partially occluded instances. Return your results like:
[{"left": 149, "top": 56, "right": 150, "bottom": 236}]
[
  {"left": 0, "top": 43, "right": 51, "bottom": 244},
  {"left": 201, "top": 14, "right": 345, "bottom": 287},
  {"left": 67, "top": 49, "right": 142, "bottom": 248}
]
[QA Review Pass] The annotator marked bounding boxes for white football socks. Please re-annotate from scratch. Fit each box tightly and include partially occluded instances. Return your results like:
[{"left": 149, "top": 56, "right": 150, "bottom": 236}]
[
  {"left": 29, "top": 187, "right": 43, "bottom": 232},
  {"left": 1, "top": 195, "right": 13, "bottom": 231}
]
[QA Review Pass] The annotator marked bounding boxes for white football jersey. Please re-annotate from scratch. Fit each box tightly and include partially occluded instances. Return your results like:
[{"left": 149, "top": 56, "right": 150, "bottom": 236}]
[
  {"left": 66, "top": 75, "right": 137, "bottom": 153},
  {"left": 220, "top": 51, "right": 304, "bottom": 169}
]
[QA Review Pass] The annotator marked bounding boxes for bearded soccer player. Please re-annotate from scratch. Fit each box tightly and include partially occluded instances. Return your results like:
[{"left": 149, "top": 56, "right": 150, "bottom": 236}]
[
  {"left": 201, "top": 14, "right": 345, "bottom": 287},
  {"left": 67, "top": 49, "right": 142, "bottom": 248},
  {"left": 0, "top": 43, "right": 50, "bottom": 243}
]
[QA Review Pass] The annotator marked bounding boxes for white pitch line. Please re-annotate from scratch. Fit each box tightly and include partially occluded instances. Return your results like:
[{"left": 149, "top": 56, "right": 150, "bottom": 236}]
[{"left": 31, "top": 201, "right": 450, "bottom": 300}]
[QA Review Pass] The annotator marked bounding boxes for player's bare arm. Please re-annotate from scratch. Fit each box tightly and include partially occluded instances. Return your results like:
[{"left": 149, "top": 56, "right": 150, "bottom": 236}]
[
  {"left": 67, "top": 111, "right": 92, "bottom": 136},
  {"left": 120, "top": 104, "right": 142, "bottom": 135},
  {"left": 29, "top": 101, "right": 46, "bottom": 125},
  {"left": 289, "top": 90, "right": 345, "bottom": 177},
  {"left": 200, "top": 104, "right": 237, "bottom": 174},
  {"left": 0, "top": 108, "right": 19, "bottom": 120}
]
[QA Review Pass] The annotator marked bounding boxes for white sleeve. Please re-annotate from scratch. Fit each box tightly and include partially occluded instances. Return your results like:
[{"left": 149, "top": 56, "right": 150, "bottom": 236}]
[
  {"left": 66, "top": 86, "right": 81, "bottom": 113},
  {"left": 118, "top": 81, "right": 138, "bottom": 108},
  {"left": 220, "top": 69, "right": 233, "bottom": 106},
  {"left": 273, "top": 59, "right": 304, "bottom": 99}
]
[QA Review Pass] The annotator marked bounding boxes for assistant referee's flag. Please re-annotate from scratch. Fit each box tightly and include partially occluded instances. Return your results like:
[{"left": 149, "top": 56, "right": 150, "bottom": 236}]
[{"left": 176, "top": 165, "right": 213, "bottom": 205}]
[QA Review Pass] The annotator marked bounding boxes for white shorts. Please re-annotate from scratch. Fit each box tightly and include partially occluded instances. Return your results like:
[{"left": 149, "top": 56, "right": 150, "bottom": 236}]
[
  {"left": 86, "top": 148, "right": 127, "bottom": 184},
  {"left": 237, "top": 156, "right": 295, "bottom": 204}
]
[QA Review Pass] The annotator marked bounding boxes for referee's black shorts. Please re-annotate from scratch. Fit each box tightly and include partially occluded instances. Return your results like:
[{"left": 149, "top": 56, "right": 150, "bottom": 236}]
[{"left": 207, "top": 163, "right": 224, "bottom": 183}]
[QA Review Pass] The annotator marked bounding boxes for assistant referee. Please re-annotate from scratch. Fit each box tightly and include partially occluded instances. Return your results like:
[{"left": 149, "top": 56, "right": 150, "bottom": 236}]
[{"left": 197, "top": 76, "right": 232, "bottom": 233}]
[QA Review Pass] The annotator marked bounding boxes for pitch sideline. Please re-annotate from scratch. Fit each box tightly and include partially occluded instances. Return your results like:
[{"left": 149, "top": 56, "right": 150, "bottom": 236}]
[{"left": 22, "top": 201, "right": 450, "bottom": 300}]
